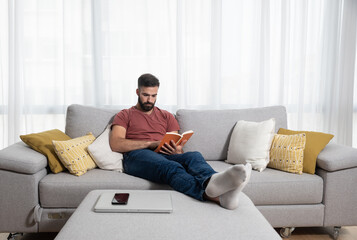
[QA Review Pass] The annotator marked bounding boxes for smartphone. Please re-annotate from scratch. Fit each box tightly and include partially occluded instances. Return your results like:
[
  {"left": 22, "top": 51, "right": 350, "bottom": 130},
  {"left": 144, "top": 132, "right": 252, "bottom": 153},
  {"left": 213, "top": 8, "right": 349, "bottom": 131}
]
[{"left": 112, "top": 193, "right": 130, "bottom": 205}]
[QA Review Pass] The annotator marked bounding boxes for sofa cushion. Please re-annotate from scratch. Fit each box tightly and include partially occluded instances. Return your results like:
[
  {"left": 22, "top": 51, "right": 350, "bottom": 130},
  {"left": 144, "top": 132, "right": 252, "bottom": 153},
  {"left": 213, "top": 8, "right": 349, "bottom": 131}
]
[
  {"left": 226, "top": 118, "right": 275, "bottom": 172},
  {"left": 268, "top": 133, "right": 306, "bottom": 174},
  {"left": 208, "top": 161, "right": 323, "bottom": 205},
  {"left": 20, "top": 129, "right": 71, "bottom": 173},
  {"left": 65, "top": 104, "right": 119, "bottom": 138},
  {"left": 278, "top": 128, "right": 334, "bottom": 174},
  {"left": 40, "top": 161, "right": 323, "bottom": 208},
  {"left": 39, "top": 169, "right": 171, "bottom": 208},
  {"left": 87, "top": 124, "right": 123, "bottom": 172},
  {"left": 176, "top": 106, "right": 287, "bottom": 161},
  {"left": 53, "top": 133, "right": 97, "bottom": 176}
]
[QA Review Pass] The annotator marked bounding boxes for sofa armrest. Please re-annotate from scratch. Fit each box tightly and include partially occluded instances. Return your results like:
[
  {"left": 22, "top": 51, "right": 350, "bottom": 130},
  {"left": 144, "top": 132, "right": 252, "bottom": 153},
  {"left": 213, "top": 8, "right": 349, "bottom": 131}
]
[
  {"left": 0, "top": 142, "right": 47, "bottom": 174},
  {"left": 316, "top": 143, "right": 357, "bottom": 172}
]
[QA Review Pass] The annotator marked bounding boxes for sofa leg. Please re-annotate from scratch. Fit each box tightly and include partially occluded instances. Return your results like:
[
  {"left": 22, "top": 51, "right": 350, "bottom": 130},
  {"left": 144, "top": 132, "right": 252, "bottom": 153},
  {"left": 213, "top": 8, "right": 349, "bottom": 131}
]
[
  {"left": 333, "top": 226, "right": 341, "bottom": 240},
  {"left": 279, "top": 227, "right": 295, "bottom": 238},
  {"left": 7, "top": 233, "right": 23, "bottom": 240}
]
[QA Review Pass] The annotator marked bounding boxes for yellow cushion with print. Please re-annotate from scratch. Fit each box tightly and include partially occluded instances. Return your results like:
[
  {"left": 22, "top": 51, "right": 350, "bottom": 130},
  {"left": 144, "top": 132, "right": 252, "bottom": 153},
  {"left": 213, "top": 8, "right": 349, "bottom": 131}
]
[
  {"left": 20, "top": 129, "right": 71, "bottom": 173},
  {"left": 268, "top": 133, "right": 306, "bottom": 174},
  {"left": 278, "top": 128, "right": 334, "bottom": 174},
  {"left": 53, "top": 133, "right": 97, "bottom": 176}
]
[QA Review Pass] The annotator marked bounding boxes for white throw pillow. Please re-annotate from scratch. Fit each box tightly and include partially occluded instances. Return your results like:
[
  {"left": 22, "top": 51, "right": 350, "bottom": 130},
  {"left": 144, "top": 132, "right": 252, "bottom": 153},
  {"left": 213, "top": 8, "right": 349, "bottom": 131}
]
[
  {"left": 226, "top": 118, "right": 275, "bottom": 172},
  {"left": 88, "top": 124, "right": 123, "bottom": 172}
]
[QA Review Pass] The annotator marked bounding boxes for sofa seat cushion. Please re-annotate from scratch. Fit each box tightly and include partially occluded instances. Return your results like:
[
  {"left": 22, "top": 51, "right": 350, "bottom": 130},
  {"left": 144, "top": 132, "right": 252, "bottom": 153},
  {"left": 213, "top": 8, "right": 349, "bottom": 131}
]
[
  {"left": 40, "top": 160, "right": 323, "bottom": 208},
  {"left": 39, "top": 169, "right": 171, "bottom": 208},
  {"left": 208, "top": 161, "right": 323, "bottom": 205}
]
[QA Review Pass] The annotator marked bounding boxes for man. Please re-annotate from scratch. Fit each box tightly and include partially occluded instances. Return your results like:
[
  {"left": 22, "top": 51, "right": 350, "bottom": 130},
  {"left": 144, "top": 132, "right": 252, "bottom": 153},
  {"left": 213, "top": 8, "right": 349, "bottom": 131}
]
[{"left": 109, "top": 73, "right": 251, "bottom": 210}]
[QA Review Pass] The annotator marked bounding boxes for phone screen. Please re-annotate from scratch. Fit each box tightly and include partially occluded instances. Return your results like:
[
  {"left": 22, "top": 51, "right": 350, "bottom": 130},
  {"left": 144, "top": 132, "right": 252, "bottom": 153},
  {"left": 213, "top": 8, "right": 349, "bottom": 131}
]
[{"left": 112, "top": 193, "right": 130, "bottom": 205}]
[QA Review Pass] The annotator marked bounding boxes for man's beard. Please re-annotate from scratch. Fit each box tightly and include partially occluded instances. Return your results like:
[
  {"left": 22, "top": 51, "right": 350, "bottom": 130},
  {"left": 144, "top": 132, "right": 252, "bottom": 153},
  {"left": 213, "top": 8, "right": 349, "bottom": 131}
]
[{"left": 138, "top": 97, "right": 155, "bottom": 112}]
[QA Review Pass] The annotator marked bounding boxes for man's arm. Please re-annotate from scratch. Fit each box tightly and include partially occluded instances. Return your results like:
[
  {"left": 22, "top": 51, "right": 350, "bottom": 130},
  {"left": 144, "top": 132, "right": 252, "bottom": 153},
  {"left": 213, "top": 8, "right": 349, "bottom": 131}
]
[{"left": 109, "top": 125, "right": 159, "bottom": 153}]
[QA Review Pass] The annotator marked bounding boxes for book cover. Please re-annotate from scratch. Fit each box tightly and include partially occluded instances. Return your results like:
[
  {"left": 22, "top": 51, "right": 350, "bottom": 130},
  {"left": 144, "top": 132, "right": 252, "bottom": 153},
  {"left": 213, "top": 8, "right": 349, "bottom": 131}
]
[{"left": 154, "top": 130, "right": 194, "bottom": 153}]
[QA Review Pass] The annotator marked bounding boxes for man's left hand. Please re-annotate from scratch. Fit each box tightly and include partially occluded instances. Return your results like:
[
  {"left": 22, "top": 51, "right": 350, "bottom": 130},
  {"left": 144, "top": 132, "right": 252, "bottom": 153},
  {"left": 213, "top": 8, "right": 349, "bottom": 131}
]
[{"left": 160, "top": 140, "right": 187, "bottom": 155}]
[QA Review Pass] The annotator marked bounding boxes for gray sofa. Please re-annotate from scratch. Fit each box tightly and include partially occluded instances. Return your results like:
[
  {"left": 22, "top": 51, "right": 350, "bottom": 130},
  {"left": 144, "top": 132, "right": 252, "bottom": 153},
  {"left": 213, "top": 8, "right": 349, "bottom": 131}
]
[{"left": 1, "top": 104, "right": 357, "bottom": 238}]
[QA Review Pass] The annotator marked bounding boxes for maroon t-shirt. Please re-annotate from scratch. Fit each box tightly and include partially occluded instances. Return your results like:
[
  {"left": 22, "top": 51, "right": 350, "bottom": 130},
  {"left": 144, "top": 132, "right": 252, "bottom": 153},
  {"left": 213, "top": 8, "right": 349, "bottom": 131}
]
[{"left": 112, "top": 106, "right": 180, "bottom": 141}]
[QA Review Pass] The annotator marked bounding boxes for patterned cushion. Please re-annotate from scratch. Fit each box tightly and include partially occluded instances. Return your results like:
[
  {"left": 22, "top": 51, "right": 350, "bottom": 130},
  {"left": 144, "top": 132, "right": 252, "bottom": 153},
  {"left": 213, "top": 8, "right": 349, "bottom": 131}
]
[
  {"left": 278, "top": 128, "right": 334, "bottom": 174},
  {"left": 268, "top": 133, "right": 306, "bottom": 174},
  {"left": 53, "top": 133, "right": 97, "bottom": 176}
]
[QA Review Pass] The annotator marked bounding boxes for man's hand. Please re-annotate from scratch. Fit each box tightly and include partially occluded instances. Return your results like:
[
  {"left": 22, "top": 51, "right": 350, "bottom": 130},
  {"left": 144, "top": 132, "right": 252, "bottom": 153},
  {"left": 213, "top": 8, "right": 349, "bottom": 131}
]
[
  {"left": 148, "top": 141, "right": 160, "bottom": 150},
  {"left": 160, "top": 140, "right": 187, "bottom": 155}
]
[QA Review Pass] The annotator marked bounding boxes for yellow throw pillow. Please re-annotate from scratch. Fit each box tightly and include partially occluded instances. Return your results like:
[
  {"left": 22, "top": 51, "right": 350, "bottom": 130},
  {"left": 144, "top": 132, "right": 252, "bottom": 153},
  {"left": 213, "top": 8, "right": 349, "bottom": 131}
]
[
  {"left": 20, "top": 129, "right": 71, "bottom": 173},
  {"left": 278, "top": 128, "right": 334, "bottom": 174},
  {"left": 53, "top": 133, "right": 97, "bottom": 176},
  {"left": 268, "top": 133, "right": 306, "bottom": 174}
]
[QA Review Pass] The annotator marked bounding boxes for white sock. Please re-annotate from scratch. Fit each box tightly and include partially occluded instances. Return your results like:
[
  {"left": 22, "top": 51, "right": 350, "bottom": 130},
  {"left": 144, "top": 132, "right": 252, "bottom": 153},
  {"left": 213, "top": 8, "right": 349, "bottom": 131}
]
[
  {"left": 205, "top": 163, "right": 250, "bottom": 198},
  {"left": 219, "top": 163, "right": 252, "bottom": 210}
]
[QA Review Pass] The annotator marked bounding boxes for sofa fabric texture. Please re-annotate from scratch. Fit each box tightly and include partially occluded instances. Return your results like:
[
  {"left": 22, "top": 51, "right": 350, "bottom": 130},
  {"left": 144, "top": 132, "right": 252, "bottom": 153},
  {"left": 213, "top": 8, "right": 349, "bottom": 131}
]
[
  {"left": 258, "top": 204, "right": 325, "bottom": 228},
  {"left": 209, "top": 161, "right": 323, "bottom": 205},
  {"left": 39, "top": 169, "right": 171, "bottom": 208},
  {"left": 0, "top": 142, "right": 47, "bottom": 174},
  {"left": 65, "top": 104, "right": 118, "bottom": 138},
  {"left": 317, "top": 143, "right": 357, "bottom": 171},
  {"left": 39, "top": 161, "right": 323, "bottom": 208},
  {"left": 0, "top": 169, "right": 47, "bottom": 232},
  {"left": 175, "top": 106, "right": 287, "bottom": 161},
  {"left": 316, "top": 167, "right": 357, "bottom": 226}
]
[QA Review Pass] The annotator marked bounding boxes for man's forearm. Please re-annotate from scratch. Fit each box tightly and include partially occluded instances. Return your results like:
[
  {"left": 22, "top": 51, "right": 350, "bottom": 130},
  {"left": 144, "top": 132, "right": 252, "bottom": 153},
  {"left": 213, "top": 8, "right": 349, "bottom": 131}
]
[{"left": 110, "top": 137, "right": 156, "bottom": 153}]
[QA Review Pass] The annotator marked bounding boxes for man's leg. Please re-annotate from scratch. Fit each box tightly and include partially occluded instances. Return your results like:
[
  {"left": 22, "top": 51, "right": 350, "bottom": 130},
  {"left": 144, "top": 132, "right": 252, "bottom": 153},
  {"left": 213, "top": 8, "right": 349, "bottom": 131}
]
[
  {"left": 123, "top": 149, "right": 206, "bottom": 200},
  {"left": 165, "top": 151, "right": 216, "bottom": 188},
  {"left": 166, "top": 151, "right": 252, "bottom": 210}
]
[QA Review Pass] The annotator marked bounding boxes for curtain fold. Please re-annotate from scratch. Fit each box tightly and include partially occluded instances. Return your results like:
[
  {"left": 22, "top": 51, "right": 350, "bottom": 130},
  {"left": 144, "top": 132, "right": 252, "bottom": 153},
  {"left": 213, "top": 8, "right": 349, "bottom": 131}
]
[
  {"left": 0, "top": 0, "right": 356, "bottom": 149},
  {"left": 326, "top": 0, "right": 357, "bottom": 146}
]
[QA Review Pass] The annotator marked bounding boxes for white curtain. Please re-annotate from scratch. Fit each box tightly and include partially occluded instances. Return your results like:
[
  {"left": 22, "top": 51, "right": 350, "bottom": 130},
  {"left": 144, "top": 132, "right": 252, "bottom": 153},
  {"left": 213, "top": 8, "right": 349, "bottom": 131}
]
[{"left": 1, "top": 0, "right": 357, "bottom": 149}]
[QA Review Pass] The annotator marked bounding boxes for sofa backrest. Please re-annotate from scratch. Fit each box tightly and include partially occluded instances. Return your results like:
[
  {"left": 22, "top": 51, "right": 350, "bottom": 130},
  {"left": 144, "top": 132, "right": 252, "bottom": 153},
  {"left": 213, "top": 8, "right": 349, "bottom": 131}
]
[
  {"left": 65, "top": 104, "right": 287, "bottom": 161},
  {"left": 176, "top": 106, "right": 287, "bottom": 161},
  {"left": 65, "top": 104, "right": 119, "bottom": 138}
]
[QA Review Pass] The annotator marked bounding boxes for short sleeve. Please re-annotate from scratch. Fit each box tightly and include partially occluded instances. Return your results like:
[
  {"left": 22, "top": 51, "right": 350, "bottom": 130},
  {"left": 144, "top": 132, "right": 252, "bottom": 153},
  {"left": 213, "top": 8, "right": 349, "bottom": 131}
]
[
  {"left": 166, "top": 112, "right": 180, "bottom": 132},
  {"left": 112, "top": 109, "right": 130, "bottom": 129}
]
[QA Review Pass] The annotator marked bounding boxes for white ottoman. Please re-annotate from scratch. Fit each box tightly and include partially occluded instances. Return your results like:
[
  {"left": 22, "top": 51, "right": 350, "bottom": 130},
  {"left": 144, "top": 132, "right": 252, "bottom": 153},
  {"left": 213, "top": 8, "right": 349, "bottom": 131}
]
[{"left": 54, "top": 190, "right": 281, "bottom": 240}]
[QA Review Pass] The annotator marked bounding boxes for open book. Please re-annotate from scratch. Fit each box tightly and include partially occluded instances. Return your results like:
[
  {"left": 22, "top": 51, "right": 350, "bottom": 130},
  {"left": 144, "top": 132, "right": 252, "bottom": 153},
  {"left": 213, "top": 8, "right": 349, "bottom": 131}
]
[{"left": 154, "top": 130, "right": 194, "bottom": 153}]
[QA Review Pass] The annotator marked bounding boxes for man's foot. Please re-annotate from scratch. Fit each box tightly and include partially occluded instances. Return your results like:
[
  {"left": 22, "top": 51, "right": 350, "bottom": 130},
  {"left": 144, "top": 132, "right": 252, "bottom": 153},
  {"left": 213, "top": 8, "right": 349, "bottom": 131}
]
[
  {"left": 219, "top": 163, "right": 252, "bottom": 210},
  {"left": 205, "top": 164, "right": 250, "bottom": 198}
]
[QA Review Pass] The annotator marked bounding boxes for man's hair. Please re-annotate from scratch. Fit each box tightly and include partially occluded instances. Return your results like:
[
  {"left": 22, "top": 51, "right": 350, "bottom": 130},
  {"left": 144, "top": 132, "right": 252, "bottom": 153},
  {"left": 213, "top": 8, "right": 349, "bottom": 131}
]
[{"left": 138, "top": 73, "right": 160, "bottom": 88}]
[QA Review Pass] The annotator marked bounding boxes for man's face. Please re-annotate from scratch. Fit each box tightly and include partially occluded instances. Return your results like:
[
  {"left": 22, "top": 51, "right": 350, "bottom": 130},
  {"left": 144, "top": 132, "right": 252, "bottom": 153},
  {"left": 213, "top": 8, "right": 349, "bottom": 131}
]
[{"left": 137, "top": 86, "right": 158, "bottom": 112}]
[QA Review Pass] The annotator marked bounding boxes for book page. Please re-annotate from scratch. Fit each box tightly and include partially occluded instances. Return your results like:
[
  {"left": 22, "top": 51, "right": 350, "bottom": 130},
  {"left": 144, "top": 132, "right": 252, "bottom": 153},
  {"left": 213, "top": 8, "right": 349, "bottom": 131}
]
[{"left": 177, "top": 131, "right": 194, "bottom": 145}]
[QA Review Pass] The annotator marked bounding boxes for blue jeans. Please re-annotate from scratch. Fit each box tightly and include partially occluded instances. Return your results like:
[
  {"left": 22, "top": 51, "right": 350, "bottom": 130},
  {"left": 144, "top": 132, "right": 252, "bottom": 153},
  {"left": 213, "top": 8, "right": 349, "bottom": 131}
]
[{"left": 123, "top": 149, "right": 217, "bottom": 201}]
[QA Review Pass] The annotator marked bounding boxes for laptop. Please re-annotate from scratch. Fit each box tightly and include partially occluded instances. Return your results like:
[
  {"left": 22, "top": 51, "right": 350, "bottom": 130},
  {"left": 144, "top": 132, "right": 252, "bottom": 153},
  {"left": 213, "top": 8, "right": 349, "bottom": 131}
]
[{"left": 94, "top": 191, "right": 173, "bottom": 213}]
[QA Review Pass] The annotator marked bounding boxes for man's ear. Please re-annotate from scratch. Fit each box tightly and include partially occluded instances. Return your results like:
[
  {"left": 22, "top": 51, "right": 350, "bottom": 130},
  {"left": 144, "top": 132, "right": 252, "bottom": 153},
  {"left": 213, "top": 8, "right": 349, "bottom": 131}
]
[{"left": 136, "top": 88, "right": 139, "bottom": 96}]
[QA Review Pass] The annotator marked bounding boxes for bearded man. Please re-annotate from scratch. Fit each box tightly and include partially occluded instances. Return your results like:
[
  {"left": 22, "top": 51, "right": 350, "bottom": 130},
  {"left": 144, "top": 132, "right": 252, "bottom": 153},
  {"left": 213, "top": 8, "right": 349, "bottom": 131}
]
[{"left": 109, "top": 73, "right": 251, "bottom": 210}]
